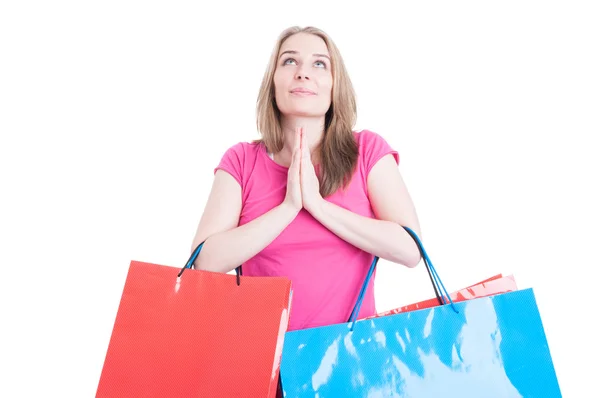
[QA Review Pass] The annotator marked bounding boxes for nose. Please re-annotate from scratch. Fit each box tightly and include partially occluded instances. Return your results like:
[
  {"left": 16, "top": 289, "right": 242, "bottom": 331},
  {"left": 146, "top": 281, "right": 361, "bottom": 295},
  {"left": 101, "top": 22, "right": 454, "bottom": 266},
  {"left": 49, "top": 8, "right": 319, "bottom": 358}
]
[
  {"left": 295, "top": 65, "right": 310, "bottom": 80},
  {"left": 295, "top": 72, "right": 309, "bottom": 80}
]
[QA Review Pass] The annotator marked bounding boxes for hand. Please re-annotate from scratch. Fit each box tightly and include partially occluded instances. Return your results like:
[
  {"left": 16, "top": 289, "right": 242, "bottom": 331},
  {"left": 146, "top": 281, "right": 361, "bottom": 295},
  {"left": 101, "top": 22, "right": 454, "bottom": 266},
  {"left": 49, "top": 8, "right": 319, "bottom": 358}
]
[
  {"left": 282, "top": 128, "right": 302, "bottom": 212},
  {"left": 299, "top": 127, "right": 324, "bottom": 214}
]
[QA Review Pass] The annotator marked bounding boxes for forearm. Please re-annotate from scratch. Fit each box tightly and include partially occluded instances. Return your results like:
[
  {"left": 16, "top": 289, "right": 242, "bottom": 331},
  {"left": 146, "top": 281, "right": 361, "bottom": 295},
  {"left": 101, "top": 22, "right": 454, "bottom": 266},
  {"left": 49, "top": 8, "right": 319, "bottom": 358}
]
[
  {"left": 310, "top": 200, "right": 421, "bottom": 267},
  {"left": 193, "top": 203, "right": 298, "bottom": 273}
]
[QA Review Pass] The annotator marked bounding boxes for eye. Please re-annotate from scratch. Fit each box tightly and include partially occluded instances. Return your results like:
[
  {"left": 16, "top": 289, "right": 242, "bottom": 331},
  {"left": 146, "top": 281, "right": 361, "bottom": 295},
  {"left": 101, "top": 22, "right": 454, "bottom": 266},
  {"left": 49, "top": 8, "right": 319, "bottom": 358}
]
[
  {"left": 314, "top": 60, "right": 327, "bottom": 68},
  {"left": 283, "top": 58, "right": 297, "bottom": 66}
]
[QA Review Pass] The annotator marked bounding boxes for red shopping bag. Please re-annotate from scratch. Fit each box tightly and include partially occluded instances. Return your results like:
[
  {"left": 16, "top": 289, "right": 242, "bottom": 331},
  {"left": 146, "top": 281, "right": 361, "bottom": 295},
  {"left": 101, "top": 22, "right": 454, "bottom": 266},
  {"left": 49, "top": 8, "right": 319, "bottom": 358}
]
[
  {"left": 368, "top": 273, "right": 518, "bottom": 319},
  {"left": 96, "top": 244, "right": 292, "bottom": 398}
]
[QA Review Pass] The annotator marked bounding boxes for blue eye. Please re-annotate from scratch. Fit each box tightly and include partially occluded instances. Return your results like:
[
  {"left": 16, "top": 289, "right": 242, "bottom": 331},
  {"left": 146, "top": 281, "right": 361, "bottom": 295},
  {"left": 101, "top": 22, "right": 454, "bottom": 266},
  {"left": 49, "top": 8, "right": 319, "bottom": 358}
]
[{"left": 282, "top": 58, "right": 327, "bottom": 68}]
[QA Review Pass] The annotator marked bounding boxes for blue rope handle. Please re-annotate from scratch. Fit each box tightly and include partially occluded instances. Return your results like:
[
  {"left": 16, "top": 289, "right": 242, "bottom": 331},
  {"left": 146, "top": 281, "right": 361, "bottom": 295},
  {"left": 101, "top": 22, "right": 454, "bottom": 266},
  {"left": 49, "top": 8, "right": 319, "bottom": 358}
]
[
  {"left": 177, "top": 241, "right": 242, "bottom": 285},
  {"left": 403, "top": 227, "right": 455, "bottom": 310},
  {"left": 347, "top": 256, "right": 378, "bottom": 324},
  {"left": 178, "top": 242, "right": 205, "bottom": 277},
  {"left": 348, "top": 226, "right": 458, "bottom": 331}
]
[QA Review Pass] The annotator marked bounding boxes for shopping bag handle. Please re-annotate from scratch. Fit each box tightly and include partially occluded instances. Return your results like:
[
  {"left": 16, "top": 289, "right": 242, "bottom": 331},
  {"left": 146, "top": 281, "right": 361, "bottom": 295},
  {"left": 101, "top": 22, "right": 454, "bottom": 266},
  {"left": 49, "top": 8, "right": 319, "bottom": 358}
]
[
  {"left": 177, "top": 241, "right": 243, "bottom": 285},
  {"left": 347, "top": 226, "right": 457, "bottom": 330}
]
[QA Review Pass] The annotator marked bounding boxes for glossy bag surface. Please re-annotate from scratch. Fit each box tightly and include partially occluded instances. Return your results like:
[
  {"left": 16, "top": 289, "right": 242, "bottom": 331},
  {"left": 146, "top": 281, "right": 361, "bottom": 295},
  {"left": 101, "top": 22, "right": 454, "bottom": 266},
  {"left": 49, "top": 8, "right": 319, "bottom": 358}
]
[
  {"left": 367, "top": 273, "right": 518, "bottom": 319},
  {"left": 280, "top": 288, "right": 560, "bottom": 397},
  {"left": 96, "top": 250, "right": 292, "bottom": 398},
  {"left": 279, "top": 228, "right": 561, "bottom": 397}
]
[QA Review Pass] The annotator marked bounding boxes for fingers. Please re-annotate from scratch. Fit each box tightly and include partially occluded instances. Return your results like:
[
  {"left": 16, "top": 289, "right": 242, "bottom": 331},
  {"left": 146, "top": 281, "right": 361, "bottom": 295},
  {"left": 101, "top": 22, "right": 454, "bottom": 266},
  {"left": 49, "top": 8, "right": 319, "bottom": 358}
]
[
  {"left": 290, "top": 135, "right": 301, "bottom": 177},
  {"left": 291, "top": 146, "right": 300, "bottom": 170},
  {"left": 300, "top": 128, "right": 311, "bottom": 159},
  {"left": 294, "top": 128, "right": 302, "bottom": 167},
  {"left": 294, "top": 126, "right": 301, "bottom": 153}
]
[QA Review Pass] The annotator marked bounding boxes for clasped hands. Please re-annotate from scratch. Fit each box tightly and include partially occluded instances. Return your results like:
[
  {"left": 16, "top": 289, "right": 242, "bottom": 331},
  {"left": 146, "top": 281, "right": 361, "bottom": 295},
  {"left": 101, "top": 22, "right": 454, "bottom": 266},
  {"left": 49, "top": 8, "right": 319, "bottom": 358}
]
[{"left": 283, "top": 127, "right": 324, "bottom": 215}]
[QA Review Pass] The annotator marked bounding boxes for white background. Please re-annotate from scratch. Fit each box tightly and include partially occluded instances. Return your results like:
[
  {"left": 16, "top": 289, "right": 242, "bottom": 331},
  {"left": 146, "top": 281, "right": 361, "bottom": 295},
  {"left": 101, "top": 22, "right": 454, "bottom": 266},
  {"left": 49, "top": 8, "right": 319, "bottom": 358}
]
[{"left": 1, "top": 1, "right": 598, "bottom": 396}]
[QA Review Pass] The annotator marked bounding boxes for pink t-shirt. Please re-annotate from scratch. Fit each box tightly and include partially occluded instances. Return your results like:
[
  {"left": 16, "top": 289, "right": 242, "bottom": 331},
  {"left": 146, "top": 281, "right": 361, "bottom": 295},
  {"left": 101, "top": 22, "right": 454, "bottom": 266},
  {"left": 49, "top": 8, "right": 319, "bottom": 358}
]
[{"left": 214, "top": 129, "right": 399, "bottom": 331}]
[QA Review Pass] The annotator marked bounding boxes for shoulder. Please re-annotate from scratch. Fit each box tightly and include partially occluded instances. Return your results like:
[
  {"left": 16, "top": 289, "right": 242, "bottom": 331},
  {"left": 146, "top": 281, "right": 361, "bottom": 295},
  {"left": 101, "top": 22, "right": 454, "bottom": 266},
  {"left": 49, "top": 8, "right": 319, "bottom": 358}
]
[
  {"left": 218, "top": 140, "right": 266, "bottom": 169},
  {"left": 354, "top": 128, "right": 381, "bottom": 143},
  {"left": 221, "top": 140, "right": 264, "bottom": 159},
  {"left": 353, "top": 128, "right": 390, "bottom": 146},
  {"left": 215, "top": 140, "right": 265, "bottom": 186},
  {"left": 353, "top": 129, "right": 400, "bottom": 173}
]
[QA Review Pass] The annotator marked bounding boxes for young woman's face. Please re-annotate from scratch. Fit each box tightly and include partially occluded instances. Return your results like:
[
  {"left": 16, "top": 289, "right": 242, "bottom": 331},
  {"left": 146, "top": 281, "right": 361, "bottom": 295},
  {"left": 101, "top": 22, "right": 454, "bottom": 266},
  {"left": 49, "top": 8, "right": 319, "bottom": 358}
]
[{"left": 273, "top": 33, "right": 333, "bottom": 118}]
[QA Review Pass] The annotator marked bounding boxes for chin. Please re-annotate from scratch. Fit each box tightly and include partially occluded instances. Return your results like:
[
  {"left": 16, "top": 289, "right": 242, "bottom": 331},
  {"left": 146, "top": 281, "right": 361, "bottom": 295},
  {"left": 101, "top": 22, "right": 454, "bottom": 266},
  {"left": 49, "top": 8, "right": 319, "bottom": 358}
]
[
  {"left": 289, "top": 110, "right": 321, "bottom": 117},
  {"left": 280, "top": 105, "right": 329, "bottom": 118}
]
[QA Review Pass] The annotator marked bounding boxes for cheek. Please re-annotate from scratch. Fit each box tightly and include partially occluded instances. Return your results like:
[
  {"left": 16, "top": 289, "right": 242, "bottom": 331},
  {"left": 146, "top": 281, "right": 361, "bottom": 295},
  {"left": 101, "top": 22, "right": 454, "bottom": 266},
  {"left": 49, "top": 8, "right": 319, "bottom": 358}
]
[
  {"left": 320, "top": 79, "right": 333, "bottom": 101},
  {"left": 273, "top": 81, "right": 285, "bottom": 104},
  {"left": 273, "top": 72, "right": 290, "bottom": 96},
  {"left": 319, "top": 75, "right": 333, "bottom": 93}
]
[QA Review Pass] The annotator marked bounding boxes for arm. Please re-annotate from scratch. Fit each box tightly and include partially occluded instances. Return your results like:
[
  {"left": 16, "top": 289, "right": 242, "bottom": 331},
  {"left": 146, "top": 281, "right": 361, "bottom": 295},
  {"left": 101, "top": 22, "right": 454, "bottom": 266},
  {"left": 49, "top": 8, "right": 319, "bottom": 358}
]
[
  {"left": 309, "top": 154, "right": 422, "bottom": 267},
  {"left": 191, "top": 170, "right": 299, "bottom": 273}
]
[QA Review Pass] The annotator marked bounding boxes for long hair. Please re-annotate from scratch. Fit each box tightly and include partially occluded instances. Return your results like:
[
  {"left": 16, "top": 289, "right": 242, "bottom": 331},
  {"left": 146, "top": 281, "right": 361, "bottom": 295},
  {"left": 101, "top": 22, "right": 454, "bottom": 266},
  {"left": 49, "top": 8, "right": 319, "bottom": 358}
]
[{"left": 255, "top": 26, "right": 359, "bottom": 197}]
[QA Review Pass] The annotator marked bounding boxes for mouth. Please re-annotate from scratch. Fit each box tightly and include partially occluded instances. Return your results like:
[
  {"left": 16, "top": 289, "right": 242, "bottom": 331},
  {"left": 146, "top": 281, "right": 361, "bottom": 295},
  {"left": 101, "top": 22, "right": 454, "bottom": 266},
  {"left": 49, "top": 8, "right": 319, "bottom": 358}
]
[{"left": 290, "top": 88, "right": 316, "bottom": 95}]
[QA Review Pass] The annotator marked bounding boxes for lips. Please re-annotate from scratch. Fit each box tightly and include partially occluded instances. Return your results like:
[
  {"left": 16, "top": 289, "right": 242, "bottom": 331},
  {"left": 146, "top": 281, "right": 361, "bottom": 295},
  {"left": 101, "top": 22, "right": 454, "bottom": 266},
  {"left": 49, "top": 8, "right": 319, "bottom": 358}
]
[{"left": 290, "top": 88, "right": 316, "bottom": 95}]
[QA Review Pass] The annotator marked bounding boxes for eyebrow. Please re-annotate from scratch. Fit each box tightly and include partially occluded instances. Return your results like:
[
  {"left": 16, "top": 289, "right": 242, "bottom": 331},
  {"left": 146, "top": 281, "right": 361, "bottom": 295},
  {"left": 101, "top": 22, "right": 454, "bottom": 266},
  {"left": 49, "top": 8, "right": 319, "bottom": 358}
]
[{"left": 279, "top": 50, "right": 331, "bottom": 60}]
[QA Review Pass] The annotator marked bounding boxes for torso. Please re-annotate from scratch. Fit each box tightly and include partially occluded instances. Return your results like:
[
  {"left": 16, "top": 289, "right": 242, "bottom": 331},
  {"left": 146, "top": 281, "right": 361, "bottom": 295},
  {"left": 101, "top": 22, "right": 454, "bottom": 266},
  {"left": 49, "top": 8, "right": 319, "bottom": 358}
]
[{"left": 216, "top": 130, "right": 396, "bottom": 331}]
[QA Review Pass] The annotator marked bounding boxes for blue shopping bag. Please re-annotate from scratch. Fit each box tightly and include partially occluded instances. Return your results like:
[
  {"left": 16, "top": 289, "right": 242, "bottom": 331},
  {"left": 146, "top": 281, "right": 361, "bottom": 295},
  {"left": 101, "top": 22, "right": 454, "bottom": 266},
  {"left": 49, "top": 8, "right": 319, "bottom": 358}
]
[{"left": 279, "top": 227, "right": 561, "bottom": 397}]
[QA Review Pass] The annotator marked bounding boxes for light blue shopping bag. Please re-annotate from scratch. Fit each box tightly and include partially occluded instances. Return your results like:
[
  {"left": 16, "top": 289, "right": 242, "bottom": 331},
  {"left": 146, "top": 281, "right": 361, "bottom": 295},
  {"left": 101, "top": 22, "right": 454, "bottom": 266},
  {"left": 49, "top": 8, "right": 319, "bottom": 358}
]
[{"left": 279, "top": 227, "right": 561, "bottom": 397}]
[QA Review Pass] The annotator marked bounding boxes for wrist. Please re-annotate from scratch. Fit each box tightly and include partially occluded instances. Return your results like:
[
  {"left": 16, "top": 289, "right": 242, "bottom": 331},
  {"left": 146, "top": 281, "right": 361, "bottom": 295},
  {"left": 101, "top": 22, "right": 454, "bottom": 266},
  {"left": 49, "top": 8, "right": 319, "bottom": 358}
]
[
  {"left": 279, "top": 201, "right": 301, "bottom": 220},
  {"left": 306, "top": 197, "right": 326, "bottom": 219}
]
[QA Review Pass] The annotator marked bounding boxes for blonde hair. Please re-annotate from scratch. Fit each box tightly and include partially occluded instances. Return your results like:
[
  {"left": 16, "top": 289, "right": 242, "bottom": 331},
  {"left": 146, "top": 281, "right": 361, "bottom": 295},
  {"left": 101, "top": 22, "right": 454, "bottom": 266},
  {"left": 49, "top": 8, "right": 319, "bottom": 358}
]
[{"left": 256, "top": 26, "right": 359, "bottom": 197}]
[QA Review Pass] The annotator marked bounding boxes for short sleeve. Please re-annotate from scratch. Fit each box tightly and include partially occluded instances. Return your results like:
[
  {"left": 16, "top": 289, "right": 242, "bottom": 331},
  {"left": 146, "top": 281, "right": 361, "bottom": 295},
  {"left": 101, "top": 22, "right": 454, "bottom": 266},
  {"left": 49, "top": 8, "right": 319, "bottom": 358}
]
[
  {"left": 360, "top": 130, "right": 400, "bottom": 175},
  {"left": 214, "top": 142, "right": 245, "bottom": 186}
]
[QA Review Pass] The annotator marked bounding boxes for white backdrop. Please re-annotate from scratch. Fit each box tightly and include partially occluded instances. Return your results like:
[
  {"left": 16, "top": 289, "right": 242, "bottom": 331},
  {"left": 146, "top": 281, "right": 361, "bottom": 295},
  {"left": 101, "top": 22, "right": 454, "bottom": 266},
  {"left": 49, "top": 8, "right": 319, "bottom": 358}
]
[{"left": 1, "top": 1, "right": 598, "bottom": 397}]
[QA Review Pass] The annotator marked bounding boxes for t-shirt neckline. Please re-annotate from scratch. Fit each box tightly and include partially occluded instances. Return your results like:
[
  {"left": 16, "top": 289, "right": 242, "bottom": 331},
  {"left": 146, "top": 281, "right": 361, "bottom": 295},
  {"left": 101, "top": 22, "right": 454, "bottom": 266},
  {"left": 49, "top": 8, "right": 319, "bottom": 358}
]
[
  {"left": 260, "top": 141, "right": 322, "bottom": 171},
  {"left": 261, "top": 143, "right": 289, "bottom": 171}
]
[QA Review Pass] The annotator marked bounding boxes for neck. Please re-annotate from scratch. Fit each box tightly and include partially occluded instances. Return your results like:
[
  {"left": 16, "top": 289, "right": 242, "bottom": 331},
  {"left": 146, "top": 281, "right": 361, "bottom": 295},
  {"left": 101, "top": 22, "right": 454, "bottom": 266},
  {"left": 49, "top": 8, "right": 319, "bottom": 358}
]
[{"left": 278, "top": 116, "right": 325, "bottom": 164}]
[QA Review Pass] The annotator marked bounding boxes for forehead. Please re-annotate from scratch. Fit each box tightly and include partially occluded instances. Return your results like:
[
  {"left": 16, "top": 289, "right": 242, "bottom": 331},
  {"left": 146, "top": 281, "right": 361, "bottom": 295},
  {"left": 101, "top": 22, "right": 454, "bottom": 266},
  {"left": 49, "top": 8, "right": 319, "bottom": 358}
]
[{"left": 279, "top": 33, "right": 330, "bottom": 56}]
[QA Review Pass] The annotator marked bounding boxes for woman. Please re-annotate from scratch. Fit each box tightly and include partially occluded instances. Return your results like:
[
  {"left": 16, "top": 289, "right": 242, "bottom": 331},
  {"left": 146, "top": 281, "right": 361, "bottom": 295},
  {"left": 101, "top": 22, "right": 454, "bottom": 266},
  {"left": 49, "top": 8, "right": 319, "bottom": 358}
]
[{"left": 191, "top": 26, "right": 422, "bottom": 332}]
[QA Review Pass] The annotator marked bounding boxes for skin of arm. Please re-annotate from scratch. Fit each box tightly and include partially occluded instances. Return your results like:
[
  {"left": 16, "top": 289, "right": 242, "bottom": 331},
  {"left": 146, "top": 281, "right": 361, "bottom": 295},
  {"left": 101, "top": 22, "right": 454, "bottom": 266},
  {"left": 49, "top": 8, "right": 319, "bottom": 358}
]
[
  {"left": 190, "top": 170, "right": 299, "bottom": 273},
  {"left": 306, "top": 154, "right": 422, "bottom": 267}
]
